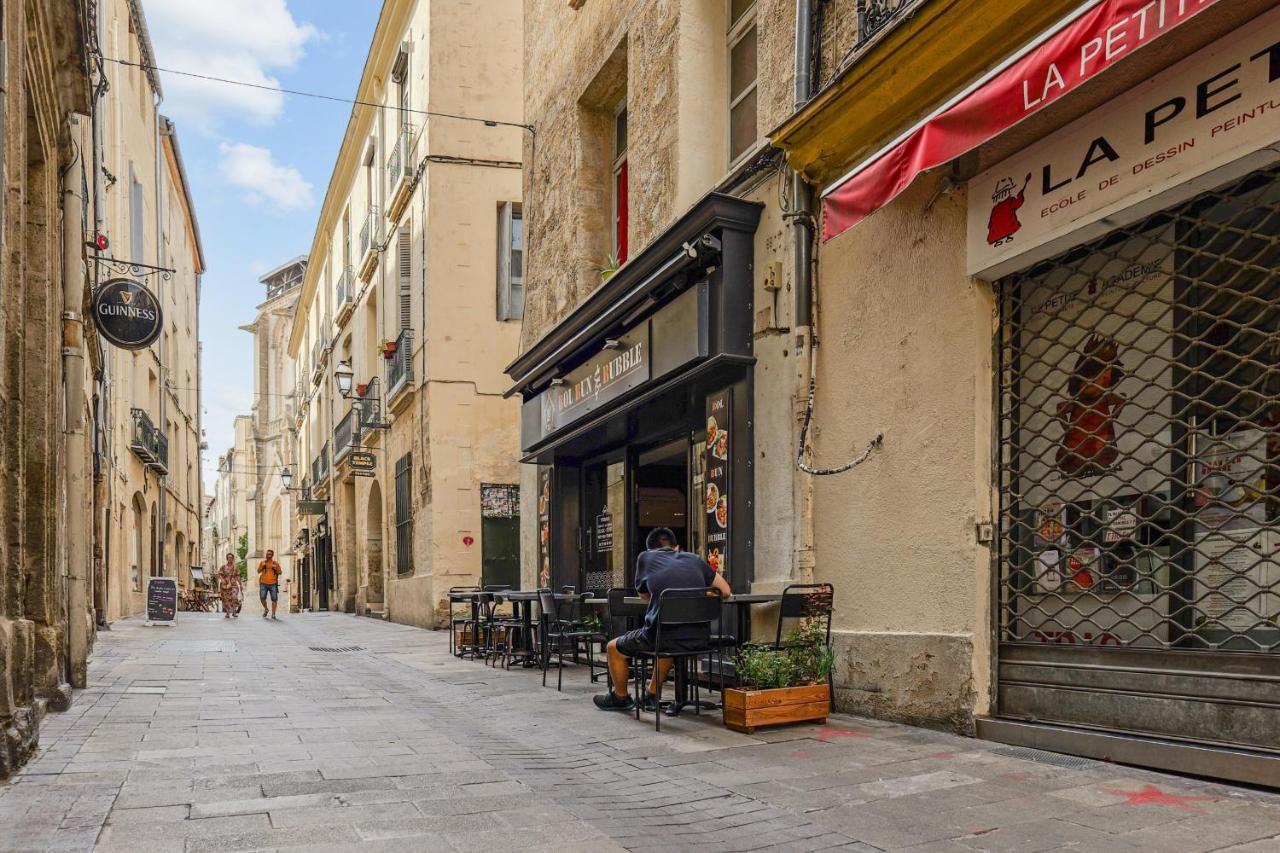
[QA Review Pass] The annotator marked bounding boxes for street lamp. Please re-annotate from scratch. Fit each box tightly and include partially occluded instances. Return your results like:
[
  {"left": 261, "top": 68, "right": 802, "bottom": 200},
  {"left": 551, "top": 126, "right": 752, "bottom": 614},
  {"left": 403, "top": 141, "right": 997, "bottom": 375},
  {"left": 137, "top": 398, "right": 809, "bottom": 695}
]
[
  {"left": 334, "top": 359, "right": 354, "bottom": 398},
  {"left": 280, "top": 466, "right": 295, "bottom": 490}
]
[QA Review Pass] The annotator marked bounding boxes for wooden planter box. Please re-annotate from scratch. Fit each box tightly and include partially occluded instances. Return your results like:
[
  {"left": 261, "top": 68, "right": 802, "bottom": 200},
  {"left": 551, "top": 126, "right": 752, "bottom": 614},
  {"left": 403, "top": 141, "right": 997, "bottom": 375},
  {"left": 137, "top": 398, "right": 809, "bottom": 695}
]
[
  {"left": 723, "top": 683, "right": 829, "bottom": 733},
  {"left": 455, "top": 628, "right": 487, "bottom": 647}
]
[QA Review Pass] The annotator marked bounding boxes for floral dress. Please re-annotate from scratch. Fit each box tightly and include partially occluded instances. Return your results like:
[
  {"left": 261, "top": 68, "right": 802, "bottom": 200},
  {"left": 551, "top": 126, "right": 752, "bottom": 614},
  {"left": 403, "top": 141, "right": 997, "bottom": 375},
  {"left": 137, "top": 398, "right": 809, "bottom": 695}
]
[{"left": 217, "top": 564, "right": 242, "bottom": 614}]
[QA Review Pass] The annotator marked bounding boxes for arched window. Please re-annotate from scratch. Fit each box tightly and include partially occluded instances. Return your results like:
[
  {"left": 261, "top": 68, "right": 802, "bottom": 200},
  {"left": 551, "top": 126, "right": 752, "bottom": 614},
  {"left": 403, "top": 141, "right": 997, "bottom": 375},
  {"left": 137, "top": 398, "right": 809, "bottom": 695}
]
[{"left": 131, "top": 494, "right": 146, "bottom": 591}]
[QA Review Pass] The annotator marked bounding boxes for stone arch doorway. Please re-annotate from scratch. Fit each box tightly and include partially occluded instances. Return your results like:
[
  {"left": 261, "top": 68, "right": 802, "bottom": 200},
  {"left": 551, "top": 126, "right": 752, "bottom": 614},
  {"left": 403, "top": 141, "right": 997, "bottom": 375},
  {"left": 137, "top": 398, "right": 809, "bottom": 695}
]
[
  {"left": 365, "top": 482, "right": 384, "bottom": 606},
  {"left": 175, "top": 531, "right": 186, "bottom": 585},
  {"left": 131, "top": 493, "right": 147, "bottom": 596}
]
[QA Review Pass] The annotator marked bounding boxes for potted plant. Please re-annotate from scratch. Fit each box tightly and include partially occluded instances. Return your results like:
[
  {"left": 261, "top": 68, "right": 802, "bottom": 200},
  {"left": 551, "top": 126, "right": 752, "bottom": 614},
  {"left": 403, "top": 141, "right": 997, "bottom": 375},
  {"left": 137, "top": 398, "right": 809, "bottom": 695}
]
[
  {"left": 382, "top": 339, "right": 398, "bottom": 359},
  {"left": 355, "top": 383, "right": 369, "bottom": 397},
  {"left": 723, "top": 619, "right": 833, "bottom": 734}
]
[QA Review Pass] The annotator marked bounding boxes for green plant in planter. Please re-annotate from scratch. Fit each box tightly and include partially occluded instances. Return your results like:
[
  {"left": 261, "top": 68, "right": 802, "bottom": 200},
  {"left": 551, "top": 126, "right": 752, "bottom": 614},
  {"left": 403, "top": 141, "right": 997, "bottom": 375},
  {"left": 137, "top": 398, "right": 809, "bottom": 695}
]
[{"left": 735, "top": 617, "right": 833, "bottom": 690}]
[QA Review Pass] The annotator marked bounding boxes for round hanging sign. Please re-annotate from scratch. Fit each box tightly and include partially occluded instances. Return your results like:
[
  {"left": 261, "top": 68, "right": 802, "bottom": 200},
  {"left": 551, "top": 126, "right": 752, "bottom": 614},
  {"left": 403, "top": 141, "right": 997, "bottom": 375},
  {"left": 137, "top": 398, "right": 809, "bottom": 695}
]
[{"left": 93, "top": 277, "right": 162, "bottom": 350}]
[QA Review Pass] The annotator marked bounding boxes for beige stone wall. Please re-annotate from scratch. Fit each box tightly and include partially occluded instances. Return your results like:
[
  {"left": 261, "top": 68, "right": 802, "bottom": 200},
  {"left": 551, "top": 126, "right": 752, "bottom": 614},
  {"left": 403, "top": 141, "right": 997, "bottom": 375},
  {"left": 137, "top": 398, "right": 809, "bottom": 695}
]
[
  {"left": 812, "top": 173, "right": 995, "bottom": 731},
  {"left": 290, "top": 0, "right": 523, "bottom": 624},
  {"left": 97, "top": 0, "right": 204, "bottom": 623},
  {"left": 0, "top": 0, "right": 94, "bottom": 778}
]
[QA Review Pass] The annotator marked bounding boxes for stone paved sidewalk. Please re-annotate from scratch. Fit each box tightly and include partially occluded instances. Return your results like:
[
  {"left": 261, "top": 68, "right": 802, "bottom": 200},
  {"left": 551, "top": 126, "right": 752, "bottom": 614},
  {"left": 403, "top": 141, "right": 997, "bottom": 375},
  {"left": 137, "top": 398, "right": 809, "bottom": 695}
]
[{"left": 2, "top": 611, "right": 1277, "bottom": 852}]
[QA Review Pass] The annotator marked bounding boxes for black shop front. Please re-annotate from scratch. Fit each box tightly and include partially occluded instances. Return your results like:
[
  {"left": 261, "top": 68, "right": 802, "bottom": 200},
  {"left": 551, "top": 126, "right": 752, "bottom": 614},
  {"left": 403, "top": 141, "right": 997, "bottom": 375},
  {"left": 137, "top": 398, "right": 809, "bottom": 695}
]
[{"left": 506, "top": 193, "right": 762, "bottom": 595}]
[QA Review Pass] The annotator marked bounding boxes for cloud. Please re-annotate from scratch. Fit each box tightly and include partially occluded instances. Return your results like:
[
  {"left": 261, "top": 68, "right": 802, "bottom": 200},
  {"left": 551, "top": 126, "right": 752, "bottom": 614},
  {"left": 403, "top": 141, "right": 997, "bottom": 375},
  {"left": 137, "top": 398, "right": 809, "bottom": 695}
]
[
  {"left": 218, "top": 142, "right": 314, "bottom": 211},
  {"left": 145, "top": 0, "right": 318, "bottom": 127}
]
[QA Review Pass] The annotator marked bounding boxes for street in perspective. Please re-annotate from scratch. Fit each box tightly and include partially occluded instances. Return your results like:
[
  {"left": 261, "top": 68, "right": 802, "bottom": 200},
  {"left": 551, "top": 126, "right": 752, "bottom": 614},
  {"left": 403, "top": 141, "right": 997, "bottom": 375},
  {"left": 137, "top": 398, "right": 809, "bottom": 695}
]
[{"left": 2, "top": 0, "right": 1280, "bottom": 851}]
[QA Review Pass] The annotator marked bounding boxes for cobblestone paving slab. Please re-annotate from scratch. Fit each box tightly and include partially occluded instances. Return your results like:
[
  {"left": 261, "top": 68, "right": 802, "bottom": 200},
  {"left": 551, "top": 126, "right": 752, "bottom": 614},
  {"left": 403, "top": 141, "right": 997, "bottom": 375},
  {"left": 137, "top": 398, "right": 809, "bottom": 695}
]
[{"left": 2, "top": 612, "right": 1278, "bottom": 852}]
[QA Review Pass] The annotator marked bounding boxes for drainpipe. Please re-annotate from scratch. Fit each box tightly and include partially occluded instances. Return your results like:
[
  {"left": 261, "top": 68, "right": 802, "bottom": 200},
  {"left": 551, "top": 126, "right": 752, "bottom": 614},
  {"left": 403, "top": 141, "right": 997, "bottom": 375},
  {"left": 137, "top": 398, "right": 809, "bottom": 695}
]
[
  {"left": 90, "top": 0, "right": 111, "bottom": 626},
  {"left": 792, "top": 0, "right": 818, "bottom": 581},
  {"left": 155, "top": 107, "right": 167, "bottom": 579},
  {"left": 63, "top": 114, "right": 91, "bottom": 687}
]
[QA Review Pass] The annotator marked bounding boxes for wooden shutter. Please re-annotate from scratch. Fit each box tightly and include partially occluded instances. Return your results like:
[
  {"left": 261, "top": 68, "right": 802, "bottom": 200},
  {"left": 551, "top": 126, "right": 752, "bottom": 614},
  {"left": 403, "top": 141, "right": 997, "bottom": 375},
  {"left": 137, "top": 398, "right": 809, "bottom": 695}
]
[{"left": 397, "top": 226, "right": 411, "bottom": 330}]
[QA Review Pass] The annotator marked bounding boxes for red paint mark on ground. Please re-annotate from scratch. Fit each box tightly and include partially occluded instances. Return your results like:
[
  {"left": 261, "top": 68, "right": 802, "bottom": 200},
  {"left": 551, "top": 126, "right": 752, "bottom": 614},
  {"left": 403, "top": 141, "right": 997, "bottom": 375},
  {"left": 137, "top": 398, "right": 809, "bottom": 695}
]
[
  {"left": 816, "top": 726, "right": 871, "bottom": 741},
  {"left": 1105, "top": 784, "right": 1215, "bottom": 813}
]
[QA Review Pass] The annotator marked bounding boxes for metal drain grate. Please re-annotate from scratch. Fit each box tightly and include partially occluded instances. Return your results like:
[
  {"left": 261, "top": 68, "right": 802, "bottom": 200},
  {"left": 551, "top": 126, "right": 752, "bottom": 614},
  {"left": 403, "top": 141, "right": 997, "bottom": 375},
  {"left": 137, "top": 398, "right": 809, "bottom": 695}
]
[
  {"left": 992, "top": 745, "right": 1104, "bottom": 770},
  {"left": 309, "top": 646, "right": 365, "bottom": 653}
]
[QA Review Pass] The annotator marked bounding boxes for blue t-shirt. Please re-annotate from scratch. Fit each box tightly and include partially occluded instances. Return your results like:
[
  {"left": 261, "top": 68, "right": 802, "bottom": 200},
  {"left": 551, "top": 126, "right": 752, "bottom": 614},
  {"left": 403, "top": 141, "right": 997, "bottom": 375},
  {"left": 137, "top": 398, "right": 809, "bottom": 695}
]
[{"left": 634, "top": 548, "right": 716, "bottom": 640}]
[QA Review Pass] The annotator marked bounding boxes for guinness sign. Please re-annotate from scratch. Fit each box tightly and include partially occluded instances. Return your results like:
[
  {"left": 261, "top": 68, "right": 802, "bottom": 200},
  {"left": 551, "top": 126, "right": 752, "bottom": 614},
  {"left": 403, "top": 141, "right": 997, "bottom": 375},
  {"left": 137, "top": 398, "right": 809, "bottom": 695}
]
[{"left": 93, "top": 277, "right": 162, "bottom": 350}]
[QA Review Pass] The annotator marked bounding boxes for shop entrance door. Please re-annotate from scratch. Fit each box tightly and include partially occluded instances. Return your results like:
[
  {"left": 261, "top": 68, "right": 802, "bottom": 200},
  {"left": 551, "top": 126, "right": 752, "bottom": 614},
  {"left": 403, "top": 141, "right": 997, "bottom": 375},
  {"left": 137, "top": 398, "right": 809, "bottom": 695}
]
[
  {"left": 581, "top": 454, "right": 627, "bottom": 594},
  {"left": 635, "top": 439, "right": 690, "bottom": 555}
]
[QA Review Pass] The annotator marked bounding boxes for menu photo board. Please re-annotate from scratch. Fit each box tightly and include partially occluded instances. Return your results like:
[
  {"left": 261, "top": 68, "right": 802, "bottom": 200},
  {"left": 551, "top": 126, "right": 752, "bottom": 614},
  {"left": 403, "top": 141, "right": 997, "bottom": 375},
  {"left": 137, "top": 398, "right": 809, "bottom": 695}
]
[
  {"left": 704, "top": 389, "right": 731, "bottom": 575},
  {"left": 537, "top": 466, "right": 552, "bottom": 588},
  {"left": 146, "top": 576, "right": 178, "bottom": 626}
]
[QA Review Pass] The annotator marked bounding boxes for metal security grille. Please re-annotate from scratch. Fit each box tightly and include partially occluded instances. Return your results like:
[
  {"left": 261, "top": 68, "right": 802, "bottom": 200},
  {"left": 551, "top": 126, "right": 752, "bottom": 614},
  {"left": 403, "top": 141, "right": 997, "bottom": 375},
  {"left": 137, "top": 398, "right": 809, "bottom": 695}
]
[{"left": 997, "top": 166, "right": 1280, "bottom": 654}]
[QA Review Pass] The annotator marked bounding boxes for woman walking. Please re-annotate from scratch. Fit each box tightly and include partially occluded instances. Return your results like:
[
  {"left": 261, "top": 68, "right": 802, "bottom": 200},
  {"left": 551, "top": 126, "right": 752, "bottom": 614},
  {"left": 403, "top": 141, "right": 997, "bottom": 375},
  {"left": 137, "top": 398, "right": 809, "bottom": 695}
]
[{"left": 217, "top": 553, "right": 242, "bottom": 618}]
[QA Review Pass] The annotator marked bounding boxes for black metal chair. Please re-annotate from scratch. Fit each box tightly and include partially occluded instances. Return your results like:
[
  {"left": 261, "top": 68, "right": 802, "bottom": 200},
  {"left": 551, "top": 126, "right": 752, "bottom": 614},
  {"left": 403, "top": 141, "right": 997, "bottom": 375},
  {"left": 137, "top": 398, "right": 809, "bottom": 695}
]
[
  {"left": 448, "top": 586, "right": 480, "bottom": 657},
  {"left": 459, "top": 592, "right": 492, "bottom": 660},
  {"left": 482, "top": 591, "right": 524, "bottom": 668},
  {"left": 771, "top": 582, "right": 835, "bottom": 707},
  {"left": 772, "top": 583, "right": 834, "bottom": 649},
  {"left": 631, "top": 588, "right": 723, "bottom": 732},
  {"left": 538, "top": 589, "right": 594, "bottom": 690}
]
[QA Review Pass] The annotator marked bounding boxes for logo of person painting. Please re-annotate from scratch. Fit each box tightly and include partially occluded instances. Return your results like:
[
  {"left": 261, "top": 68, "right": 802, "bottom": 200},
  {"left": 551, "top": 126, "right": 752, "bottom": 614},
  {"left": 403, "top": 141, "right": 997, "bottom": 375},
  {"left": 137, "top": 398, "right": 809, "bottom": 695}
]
[
  {"left": 1056, "top": 334, "right": 1126, "bottom": 478},
  {"left": 986, "top": 173, "right": 1031, "bottom": 246}
]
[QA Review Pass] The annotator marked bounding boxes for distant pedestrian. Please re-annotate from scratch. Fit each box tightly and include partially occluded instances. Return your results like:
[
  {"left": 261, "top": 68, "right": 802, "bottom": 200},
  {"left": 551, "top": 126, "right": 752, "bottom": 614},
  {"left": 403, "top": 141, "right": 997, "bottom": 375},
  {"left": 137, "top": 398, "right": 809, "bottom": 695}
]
[
  {"left": 257, "top": 550, "right": 282, "bottom": 620},
  {"left": 217, "top": 553, "right": 242, "bottom": 618}
]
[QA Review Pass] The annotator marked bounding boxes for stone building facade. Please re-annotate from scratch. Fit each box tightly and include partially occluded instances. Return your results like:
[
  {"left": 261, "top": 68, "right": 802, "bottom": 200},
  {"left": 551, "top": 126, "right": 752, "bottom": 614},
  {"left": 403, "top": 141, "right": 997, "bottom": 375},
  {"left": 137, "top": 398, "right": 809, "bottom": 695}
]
[
  {"left": 237, "top": 257, "right": 305, "bottom": 608},
  {"left": 289, "top": 0, "right": 524, "bottom": 626},
  {"left": 521, "top": 0, "right": 1280, "bottom": 785},
  {"left": 96, "top": 0, "right": 205, "bottom": 622},
  {"left": 0, "top": 0, "right": 94, "bottom": 779}
]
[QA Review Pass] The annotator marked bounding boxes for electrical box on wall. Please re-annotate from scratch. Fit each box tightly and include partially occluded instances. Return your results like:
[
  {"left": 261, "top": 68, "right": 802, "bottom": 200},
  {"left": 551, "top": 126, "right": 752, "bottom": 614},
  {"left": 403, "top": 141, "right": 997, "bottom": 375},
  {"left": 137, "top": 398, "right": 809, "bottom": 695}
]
[{"left": 763, "top": 260, "right": 782, "bottom": 292}]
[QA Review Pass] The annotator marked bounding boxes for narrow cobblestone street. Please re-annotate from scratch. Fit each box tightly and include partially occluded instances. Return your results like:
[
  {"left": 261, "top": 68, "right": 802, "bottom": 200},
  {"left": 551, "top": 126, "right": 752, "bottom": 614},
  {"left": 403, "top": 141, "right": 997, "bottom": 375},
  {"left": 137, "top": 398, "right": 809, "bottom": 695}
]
[{"left": 0, "top": 612, "right": 1276, "bottom": 852}]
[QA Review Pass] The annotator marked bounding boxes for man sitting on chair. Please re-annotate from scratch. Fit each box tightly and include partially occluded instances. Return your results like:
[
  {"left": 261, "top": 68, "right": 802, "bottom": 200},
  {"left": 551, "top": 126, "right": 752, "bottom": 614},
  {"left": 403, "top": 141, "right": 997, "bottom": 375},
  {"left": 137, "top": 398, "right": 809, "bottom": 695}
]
[{"left": 594, "top": 528, "right": 732, "bottom": 712}]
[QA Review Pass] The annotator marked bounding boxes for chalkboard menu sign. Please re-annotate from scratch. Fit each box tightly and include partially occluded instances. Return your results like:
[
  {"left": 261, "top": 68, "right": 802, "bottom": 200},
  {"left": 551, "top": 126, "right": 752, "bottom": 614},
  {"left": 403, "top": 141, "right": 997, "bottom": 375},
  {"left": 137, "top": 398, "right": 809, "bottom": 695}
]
[
  {"left": 146, "top": 577, "right": 178, "bottom": 625},
  {"left": 704, "top": 389, "right": 731, "bottom": 576}
]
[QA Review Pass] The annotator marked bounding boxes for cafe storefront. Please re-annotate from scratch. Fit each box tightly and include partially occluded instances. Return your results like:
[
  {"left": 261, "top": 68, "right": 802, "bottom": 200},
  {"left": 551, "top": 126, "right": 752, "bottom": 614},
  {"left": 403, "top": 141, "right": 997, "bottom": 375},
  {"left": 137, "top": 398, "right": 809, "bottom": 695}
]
[{"left": 507, "top": 193, "right": 762, "bottom": 596}]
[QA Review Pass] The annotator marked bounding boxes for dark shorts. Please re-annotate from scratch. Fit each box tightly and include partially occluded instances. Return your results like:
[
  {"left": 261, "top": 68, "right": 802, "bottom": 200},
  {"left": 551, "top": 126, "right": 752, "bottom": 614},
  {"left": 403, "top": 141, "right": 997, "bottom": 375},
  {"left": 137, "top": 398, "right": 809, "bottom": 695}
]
[
  {"left": 614, "top": 627, "right": 709, "bottom": 656},
  {"left": 259, "top": 583, "right": 279, "bottom": 602}
]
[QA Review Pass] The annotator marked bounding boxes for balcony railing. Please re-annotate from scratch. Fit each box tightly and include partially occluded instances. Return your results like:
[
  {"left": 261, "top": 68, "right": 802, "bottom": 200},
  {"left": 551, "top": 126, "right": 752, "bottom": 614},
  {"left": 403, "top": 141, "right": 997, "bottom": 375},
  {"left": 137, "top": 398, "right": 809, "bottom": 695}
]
[
  {"left": 357, "top": 209, "right": 381, "bottom": 281},
  {"left": 385, "top": 124, "right": 418, "bottom": 220},
  {"left": 857, "top": 0, "right": 917, "bottom": 45},
  {"left": 387, "top": 124, "right": 417, "bottom": 194},
  {"left": 386, "top": 328, "right": 414, "bottom": 400},
  {"left": 312, "top": 441, "right": 330, "bottom": 486},
  {"left": 311, "top": 329, "right": 331, "bottom": 382},
  {"left": 153, "top": 431, "right": 169, "bottom": 474},
  {"left": 129, "top": 408, "right": 157, "bottom": 463},
  {"left": 333, "top": 408, "right": 360, "bottom": 463},
  {"left": 129, "top": 408, "right": 168, "bottom": 473},
  {"left": 334, "top": 266, "right": 354, "bottom": 320}
]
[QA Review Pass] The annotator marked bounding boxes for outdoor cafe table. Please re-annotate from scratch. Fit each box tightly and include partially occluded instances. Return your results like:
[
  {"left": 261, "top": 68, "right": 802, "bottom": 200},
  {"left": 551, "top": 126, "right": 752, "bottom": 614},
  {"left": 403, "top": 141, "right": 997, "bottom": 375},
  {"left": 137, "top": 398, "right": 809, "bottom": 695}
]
[
  {"left": 614, "top": 592, "right": 784, "bottom": 715},
  {"left": 621, "top": 592, "right": 782, "bottom": 642}
]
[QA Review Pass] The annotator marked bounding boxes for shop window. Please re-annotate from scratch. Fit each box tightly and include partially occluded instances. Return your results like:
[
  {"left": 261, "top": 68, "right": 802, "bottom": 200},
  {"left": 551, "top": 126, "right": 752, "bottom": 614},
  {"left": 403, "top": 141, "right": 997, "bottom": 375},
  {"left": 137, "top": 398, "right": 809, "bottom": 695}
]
[
  {"left": 394, "top": 453, "right": 412, "bottom": 575},
  {"left": 612, "top": 102, "right": 628, "bottom": 264},
  {"left": 998, "top": 166, "right": 1280, "bottom": 654},
  {"left": 727, "top": 1, "right": 758, "bottom": 164},
  {"left": 497, "top": 202, "right": 523, "bottom": 321}
]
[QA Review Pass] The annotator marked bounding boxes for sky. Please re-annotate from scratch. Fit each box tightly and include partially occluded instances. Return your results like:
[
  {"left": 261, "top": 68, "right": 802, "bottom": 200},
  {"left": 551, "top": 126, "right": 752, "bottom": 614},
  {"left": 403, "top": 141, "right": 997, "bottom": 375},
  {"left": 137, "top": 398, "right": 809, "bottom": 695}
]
[{"left": 140, "top": 0, "right": 380, "bottom": 487}]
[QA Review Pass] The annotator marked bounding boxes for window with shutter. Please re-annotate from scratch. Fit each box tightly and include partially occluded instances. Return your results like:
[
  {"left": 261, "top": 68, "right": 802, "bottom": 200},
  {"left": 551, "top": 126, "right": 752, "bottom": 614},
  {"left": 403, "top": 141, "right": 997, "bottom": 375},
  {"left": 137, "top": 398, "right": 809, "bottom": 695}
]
[
  {"left": 397, "top": 226, "right": 412, "bottom": 329},
  {"left": 129, "top": 165, "right": 144, "bottom": 262},
  {"left": 497, "top": 202, "right": 524, "bottom": 321},
  {"left": 395, "top": 453, "right": 413, "bottom": 575}
]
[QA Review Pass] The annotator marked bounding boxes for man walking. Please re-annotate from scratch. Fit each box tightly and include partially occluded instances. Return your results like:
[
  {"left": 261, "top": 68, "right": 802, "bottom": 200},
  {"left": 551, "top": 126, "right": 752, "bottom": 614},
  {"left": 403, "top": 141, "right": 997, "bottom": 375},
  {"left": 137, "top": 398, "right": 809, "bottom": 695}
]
[
  {"left": 594, "top": 528, "right": 731, "bottom": 712},
  {"left": 257, "top": 550, "right": 283, "bottom": 619}
]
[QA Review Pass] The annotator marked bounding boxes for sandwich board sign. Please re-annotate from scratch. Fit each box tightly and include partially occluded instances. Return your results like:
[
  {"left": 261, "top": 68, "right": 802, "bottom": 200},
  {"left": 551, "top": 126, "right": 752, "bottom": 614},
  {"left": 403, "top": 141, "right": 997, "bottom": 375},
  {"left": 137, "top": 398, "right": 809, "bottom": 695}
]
[{"left": 146, "top": 576, "right": 178, "bottom": 626}]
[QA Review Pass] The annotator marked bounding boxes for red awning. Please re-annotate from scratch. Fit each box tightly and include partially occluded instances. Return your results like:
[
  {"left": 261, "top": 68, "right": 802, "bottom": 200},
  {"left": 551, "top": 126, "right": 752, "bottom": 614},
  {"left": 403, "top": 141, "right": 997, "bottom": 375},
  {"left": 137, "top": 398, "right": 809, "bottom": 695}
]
[{"left": 821, "top": 0, "right": 1224, "bottom": 242}]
